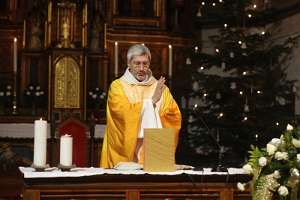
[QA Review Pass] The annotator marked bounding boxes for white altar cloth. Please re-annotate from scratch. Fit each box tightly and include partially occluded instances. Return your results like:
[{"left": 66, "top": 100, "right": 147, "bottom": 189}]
[{"left": 19, "top": 167, "right": 246, "bottom": 179}]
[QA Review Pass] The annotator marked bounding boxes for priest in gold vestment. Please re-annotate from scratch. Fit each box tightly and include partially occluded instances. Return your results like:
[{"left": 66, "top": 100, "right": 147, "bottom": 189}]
[{"left": 100, "top": 44, "right": 182, "bottom": 168}]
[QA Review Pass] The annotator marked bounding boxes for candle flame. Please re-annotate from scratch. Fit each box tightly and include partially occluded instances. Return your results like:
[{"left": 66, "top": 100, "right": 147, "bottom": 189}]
[
  {"left": 114, "top": 41, "right": 118, "bottom": 46},
  {"left": 168, "top": 45, "right": 172, "bottom": 49},
  {"left": 40, "top": 118, "right": 43, "bottom": 120},
  {"left": 14, "top": 37, "right": 17, "bottom": 42},
  {"left": 63, "top": 134, "right": 72, "bottom": 137}
]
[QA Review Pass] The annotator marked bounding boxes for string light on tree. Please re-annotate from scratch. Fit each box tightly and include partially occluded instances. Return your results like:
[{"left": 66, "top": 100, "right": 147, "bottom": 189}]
[
  {"left": 197, "top": 66, "right": 202, "bottom": 73},
  {"left": 218, "top": 112, "right": 224, "bottom": 119},
  {"left": 193, "top": 104, "right": 198, "bottom": 110}
]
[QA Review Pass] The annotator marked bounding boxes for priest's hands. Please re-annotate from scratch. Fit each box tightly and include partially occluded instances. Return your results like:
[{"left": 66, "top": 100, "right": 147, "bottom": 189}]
[{"left": 152, "top": 76, "right": 165, "bottom": 105}]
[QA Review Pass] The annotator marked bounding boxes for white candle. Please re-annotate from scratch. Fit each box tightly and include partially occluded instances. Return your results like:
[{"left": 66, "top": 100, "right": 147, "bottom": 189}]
[
  {"left": 23, "top": 20, "right": 26, "bottom": 48},
  {"left": 44, "top": 21, "right": 47, "bottom": 48},
  {"left": 168, "top": 44, "right": 172, "bottom": 77},
  {"left": 114, "top": 41, "right": 118, "bottom": 77},
  {"left": 104, "top": 23, "right": 107, "bottom": 50},
  {"left": 33, "top": 118, "right": 47, "bottom": 167},
  {"left": 13, "top": 38, "right": 17, "bottom": 73},
  {"left": 60, "top": 134, "right": 73, "bottom": 166}
]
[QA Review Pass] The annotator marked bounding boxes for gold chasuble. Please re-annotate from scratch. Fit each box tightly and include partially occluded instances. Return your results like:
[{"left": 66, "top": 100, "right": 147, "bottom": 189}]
[{"left": 100, "top": 69, "right": 182, "bottom": 168}]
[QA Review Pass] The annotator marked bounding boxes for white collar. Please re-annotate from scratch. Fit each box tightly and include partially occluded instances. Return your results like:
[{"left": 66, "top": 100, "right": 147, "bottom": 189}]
[{"left": 120, "top": 68, "right": 156, "bottom": 86}]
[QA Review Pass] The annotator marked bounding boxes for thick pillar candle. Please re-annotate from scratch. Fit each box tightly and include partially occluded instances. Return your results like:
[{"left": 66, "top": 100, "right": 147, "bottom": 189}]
[
  {"left": 33, "top": 119, "right": 47, "bottom": 167},
  {"left": 60, "top": 134, "right": 73, "bottom": 166}
]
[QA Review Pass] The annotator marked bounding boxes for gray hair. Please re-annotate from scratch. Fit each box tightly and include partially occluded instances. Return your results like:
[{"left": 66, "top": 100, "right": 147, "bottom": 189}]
[{"left": 127, "top": 44, "right": 151, "bottom": 62}]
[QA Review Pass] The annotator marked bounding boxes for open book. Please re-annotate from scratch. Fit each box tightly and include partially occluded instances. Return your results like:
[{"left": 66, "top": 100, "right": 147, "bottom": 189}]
[{"left": 114, "top": 162, "right": 143, "bottom": 170}]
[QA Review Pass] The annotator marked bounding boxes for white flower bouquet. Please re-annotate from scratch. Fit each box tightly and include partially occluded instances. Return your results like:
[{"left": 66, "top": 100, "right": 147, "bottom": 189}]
[
  {"left": 238, "top": 124, "right": 300, "bottom": 200},
  {"left": 88, "top": 87, "right": 107, "bottom": 109},
  {"left": 24, "top": 85, "right": 44, "bottom": 97}
]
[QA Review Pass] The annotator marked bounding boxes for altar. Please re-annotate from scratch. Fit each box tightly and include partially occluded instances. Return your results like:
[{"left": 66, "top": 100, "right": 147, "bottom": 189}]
[{"left": 20, "top": 167, "right": 251, "bottom": 200}]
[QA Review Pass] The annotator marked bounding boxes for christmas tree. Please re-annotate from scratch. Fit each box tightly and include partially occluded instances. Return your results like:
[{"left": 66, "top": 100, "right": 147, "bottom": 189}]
[{"left": 178, "top": 0, "right": 299, "bottom": 168}]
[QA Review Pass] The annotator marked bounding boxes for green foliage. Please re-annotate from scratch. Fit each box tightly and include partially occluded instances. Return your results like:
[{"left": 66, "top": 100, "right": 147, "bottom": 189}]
[{"left": 248, "top": 145, "right": 264, "bottom": 165}]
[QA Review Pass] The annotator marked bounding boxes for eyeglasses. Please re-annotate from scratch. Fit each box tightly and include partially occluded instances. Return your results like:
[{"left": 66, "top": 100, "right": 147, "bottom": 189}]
[{"left": 132, "top": 61, "right": 150, "bottom": 69}]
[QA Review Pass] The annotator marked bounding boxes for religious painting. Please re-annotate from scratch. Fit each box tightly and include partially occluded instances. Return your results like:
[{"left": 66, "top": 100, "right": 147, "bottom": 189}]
[{"left": 54, "top": 56, "right": 80, "bottom": 108}]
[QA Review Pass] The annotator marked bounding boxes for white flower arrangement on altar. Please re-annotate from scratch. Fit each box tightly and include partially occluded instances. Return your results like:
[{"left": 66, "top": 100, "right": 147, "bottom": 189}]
[
  {"left": 88, "top": 87, "right": 107, "bottom": 109},
  {"left": 238, "top": 124, "right": 300, "bottom": 200},
  {"left": 0, "top": 85, "right": 12, "bottom": 98},
  {"left": 24, "top": 85, "right": 44, "bottom": 97}
]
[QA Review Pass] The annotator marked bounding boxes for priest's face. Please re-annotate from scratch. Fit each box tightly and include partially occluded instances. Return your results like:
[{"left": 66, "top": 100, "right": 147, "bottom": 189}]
[{"left": 128, "top": 54, "right": 150, "bottom": 82}]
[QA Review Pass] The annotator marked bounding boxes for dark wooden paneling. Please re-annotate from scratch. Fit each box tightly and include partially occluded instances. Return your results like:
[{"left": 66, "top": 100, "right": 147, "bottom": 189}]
[{"left": 22, "top": 176, "right": 252, "bottom": 200}]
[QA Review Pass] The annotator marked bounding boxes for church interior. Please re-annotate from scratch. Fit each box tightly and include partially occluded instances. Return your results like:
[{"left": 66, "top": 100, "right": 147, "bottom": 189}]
[{"left": 1, "top": 0, "right": 300, "bottom": 199}]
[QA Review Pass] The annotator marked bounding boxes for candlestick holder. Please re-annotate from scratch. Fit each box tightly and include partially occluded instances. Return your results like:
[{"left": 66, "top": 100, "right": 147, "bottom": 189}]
[
  {"left": 58, "top": 164, "right": 76, "bottom": 171},
  {"left": 31, "top": 163, "right": 50, "bottom": 172},
  {"left": 12, "top": 96, "right": 18, "bottom": 115},
  {"left": 12, "top": 72, "right": 18, "bottom": 115},
  {"left": 212, "top": 146, "right": 227, "bottom": 172}
]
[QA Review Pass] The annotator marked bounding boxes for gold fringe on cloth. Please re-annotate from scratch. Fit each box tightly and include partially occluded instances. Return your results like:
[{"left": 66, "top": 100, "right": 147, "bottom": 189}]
[
  {"left": 287, "top": 176, "right": 299, "bottom": 200},
  {"left": 253, "top": 174, "right": 279, "bottom": 200}
]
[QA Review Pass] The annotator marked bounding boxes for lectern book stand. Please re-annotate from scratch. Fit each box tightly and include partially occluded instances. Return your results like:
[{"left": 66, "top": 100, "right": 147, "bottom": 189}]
[{"left": 144, "top": 128, "right": 176, "bottom": 172}]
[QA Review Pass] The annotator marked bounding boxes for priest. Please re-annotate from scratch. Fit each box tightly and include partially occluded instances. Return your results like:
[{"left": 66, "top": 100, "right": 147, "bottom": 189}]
[{"left": 100, "top": 44, "right": 182, "bottom": 168}]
